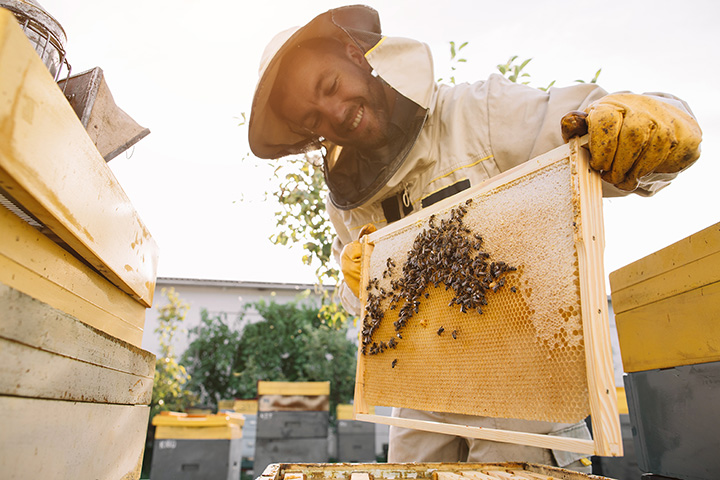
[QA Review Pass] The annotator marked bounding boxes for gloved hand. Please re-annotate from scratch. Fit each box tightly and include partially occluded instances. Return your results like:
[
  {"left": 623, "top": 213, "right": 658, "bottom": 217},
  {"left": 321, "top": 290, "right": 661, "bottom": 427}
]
[
  {"left": 340, "top": 224, "right": 377, "bottom": 298},
  {"left": 562, "top": 93, "right": 702, "bottom": 191}
]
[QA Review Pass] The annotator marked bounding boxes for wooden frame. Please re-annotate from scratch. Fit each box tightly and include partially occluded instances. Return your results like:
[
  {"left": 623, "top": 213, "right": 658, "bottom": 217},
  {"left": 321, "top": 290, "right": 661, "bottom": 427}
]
[{"left": 353, "top": 137, "right": 622, "bottom": 457}]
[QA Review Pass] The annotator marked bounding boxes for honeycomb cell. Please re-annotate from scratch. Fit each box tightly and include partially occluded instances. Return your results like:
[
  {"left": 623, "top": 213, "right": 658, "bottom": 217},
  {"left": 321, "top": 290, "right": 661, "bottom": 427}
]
[{"left": 360, "top": 158, "right": 590, "bottom": 424}]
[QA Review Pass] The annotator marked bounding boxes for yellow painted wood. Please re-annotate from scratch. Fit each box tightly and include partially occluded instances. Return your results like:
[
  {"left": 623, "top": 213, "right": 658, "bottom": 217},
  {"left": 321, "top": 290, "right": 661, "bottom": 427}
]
[
  {"left": 152, "top": 412, "right": 244, "bottom": 439},
  {"left": 0, "top": 205, "right": 147, "bottom": 333},
  {"left": 233, "top": 399, "right": 259, "bottom": 415},
  {"left": 152, "top": 412, "right": 245, "bottom": 428},
  {"left": 0, "top": 10, "right": 158, "bottom": 307},
  {"left": 257, "top": 381, "right": 330, "bottom": 396},
  {"left": 615, "top": 387, "right": 628, "bottom": 415},
  {"left": 0, "top": 339, "right": 153, "bottom": 404},
  {"left": 338, "top": 403, "right": 375, "bottom": 419},
  {"left": 154, "top": 425, "right": 243, "bottom": 440},
  {"left": 609, "top": 222, "right": 720, "bottom": 294},
  {"left": 0, "top": 253, "right": 144, "bottom": 347},
  {"left": 0, "top": 396, "right": 149, "bottom": 479},
  {"left": 611, "top": 250, "right": 720, "bottom": 315},
  {"left": 615, "top": 280, "right": 720, "bottom": 372}
]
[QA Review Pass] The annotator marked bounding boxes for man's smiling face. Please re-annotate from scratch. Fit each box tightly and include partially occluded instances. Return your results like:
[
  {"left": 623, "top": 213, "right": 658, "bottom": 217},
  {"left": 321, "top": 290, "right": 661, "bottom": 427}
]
[{"left": 271, "top": 39, "right": 394, "bottom": 150}]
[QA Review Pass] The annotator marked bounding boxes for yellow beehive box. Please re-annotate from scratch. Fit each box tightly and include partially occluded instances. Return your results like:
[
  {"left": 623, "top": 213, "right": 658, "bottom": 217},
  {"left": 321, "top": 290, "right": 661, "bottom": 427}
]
[
  {"left": 0, "top": 9, "right": 158, "bottom": 347},
  {"left": 153, "top": 412, "right": 245, "bottom": 440},
  {"left": 0, "top": 10, "right": 158, "bottom": 480},
  {"left": 609, "top": 222, "right": 720, "bottom": 372},
  {"left": 233, "top": 399, "right": 259, "bottom": 415}
]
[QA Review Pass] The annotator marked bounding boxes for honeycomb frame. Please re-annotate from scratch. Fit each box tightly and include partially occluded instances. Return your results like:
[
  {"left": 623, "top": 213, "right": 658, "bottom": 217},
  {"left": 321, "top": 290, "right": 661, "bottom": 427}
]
[{"left": 353, "top": 137, "right": 622, "bottom": 457}]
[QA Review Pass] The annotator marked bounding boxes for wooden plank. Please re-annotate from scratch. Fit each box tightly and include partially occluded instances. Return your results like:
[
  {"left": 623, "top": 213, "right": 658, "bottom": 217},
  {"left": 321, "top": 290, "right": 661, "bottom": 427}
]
[
  {"left": 257, "top": 381, "right": 330, "bottom": 396},
  {"left": 609, "top": 222, "right": 720, "bottom": 293},
  {"left": 0, "top": 10, "right": 158, "bottom": 307},
  {"left": 350, "top": 473, "right": 370, "bottom": 480},
  {"left": 0, "top": 253, "right": 144, "bottom": 347},
  {"left": 154, "top": 425, "right": 243, "bottom": 440},
  {"left": 0, "top": 282, "right": 154, "bottom": 377},
  {"left": 611, "top": 250, "right": 720, "bottom": 315},
  {"left": 353, "top": 236, "right": 374, "bottom": 417},
  {"left": 615, "top": 280, "right": 720, "bottom": 372},
  {"left": 434, "top": 473, "right": 465, "bottom": 480},
  {"left": 508, "top": 472, "right": 556, "bottom": 480},
  {"left": 459, "top": 472, "right": 498, "bottom": 480},
  {"left": 0, "top": 395, "right": 149, "bottom": 480},
  {"left": 0, "top": 339, "right": 153, "bottom": 404},
  {"left": 354, "top": 413, "right": 594, "bottom": 454},
  {"left": 571, "top": 140, "right": 622, "bottom": 457},
  {"left": 0, "top": 204, "right": 148, "bottom": 336}
]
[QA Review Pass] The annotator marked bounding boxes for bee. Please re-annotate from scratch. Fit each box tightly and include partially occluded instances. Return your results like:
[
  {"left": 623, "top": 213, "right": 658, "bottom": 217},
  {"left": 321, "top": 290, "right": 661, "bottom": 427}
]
[
  {"left": 452, "top": 330, "right": 458, "bottom": 339},
  {"left": 437, "top": 326, "right": 445, "bottom": 335},
  {"left": 391, "top": 359, "right": 398, "bottom": 368}
]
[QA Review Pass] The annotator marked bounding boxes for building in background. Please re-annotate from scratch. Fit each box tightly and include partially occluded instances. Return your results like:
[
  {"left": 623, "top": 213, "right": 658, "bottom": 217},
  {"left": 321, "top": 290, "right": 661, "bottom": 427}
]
[{"left": 141, "top": 277, "right": 337, "bottom": 357}]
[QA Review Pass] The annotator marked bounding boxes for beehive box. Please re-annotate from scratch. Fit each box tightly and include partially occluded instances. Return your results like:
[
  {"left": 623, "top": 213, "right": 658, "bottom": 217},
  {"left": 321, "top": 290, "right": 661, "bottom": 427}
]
[
  {"left": 257, "top": 462, "right": 613, "bottom": 480},
  {"left": 255, "top": 382, "right": 331, "bottom": 473},
  {"left": 355, "top": 138, "right": 620, "bottom": 457},
  {"left": 0, "top": 10, "right": 158, "bottom": 479},
  {"left": 336, "top": 404, "right": 375, "bottom": 462},
  {"left": 609, "top": 222, "right": 720, "bottom": 372},
  {"left": 151, "top": 412, "right": 245, "bottom": 480}
]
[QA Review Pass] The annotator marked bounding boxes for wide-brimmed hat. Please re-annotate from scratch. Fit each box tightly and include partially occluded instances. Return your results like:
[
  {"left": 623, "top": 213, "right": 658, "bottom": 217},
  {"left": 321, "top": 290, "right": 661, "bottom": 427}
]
[{"left": 248, "top": 5, "right": 382, "bottom": 159}]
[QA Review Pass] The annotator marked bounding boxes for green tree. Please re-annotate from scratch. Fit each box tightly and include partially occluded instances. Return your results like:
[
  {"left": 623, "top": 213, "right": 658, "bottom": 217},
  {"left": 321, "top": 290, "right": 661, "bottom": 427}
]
[
  {"left": 181, "top": 309, "right": 244, "bottom": 409},
  {"left": 234, "top": 298, "right": 357, "bottom": 415},
  {"left": 151, "top": 287, "right": 196, "bottom": 418}
]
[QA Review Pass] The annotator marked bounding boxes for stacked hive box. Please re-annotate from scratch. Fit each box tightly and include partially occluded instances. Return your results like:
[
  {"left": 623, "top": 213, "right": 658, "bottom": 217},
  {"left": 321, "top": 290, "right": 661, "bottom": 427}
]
[
  {"left": 336, "top": 404, "right": 376, "bottom": 462},
  {"left": 150, "top": 412, "right": 244, "bottom": 480},
  {"left": 609, "top": 222, "right": 720, "bottom": 480},
  {"left": 0, "top": 10, "right": 158, "bottom": 480},
  {"left": 234, "top": 399, "right": 259, "bottom": 473},
  {"left": 254, "top": 381, "right": 330, "bottom": 473}
]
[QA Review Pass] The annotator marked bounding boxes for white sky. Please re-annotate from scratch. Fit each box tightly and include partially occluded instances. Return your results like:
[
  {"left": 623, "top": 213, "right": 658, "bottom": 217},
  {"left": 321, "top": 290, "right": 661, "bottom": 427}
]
[{"left": 39, "top": 0, "right": 720, "bottom": 289}]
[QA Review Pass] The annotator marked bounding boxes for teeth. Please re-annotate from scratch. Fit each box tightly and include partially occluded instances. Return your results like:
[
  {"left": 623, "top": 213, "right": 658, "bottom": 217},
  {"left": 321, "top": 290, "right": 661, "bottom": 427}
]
[{"left": 350, "top": 106, "right": 363, "bottom": 130}]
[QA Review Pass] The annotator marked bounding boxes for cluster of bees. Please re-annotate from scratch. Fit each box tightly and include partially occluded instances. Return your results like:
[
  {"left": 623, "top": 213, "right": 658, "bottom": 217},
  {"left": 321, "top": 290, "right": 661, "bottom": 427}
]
[{"left": 361, "top": 199, "right": 516, "bottom": 358}]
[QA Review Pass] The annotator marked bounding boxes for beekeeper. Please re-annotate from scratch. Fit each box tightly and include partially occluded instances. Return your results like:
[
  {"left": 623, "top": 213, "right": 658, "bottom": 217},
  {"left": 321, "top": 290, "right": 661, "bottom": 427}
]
[{"left": 248, "top": 4, "right": 702, "bottom": 471}]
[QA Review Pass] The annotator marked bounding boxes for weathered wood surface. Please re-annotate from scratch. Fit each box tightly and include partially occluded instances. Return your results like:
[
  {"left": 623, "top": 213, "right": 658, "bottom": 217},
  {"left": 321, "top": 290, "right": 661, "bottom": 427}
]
[
  {"left": 0, "top": 201, "right": 147, "bottom": 346},
  {"left": 0, "top": 396, "right": 149, "bottom": 480},
  {"left": 610, "top": 222, "right": 720, "bottom": 371},
  {"left": 0, "top": 10, "right": 158, "bottom": 307},
  {"left": 0, "top": 283, "right": 155, "bottom": 404}
]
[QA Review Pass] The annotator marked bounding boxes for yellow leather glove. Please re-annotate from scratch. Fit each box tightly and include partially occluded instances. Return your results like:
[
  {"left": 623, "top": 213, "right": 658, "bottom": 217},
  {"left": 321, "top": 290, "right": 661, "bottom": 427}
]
[
  {"left": 584, "top": 93, "right": 702, "bottom": 191},
  {"left": 340, "top": 224, "right": 377, "bottom": 298}
]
